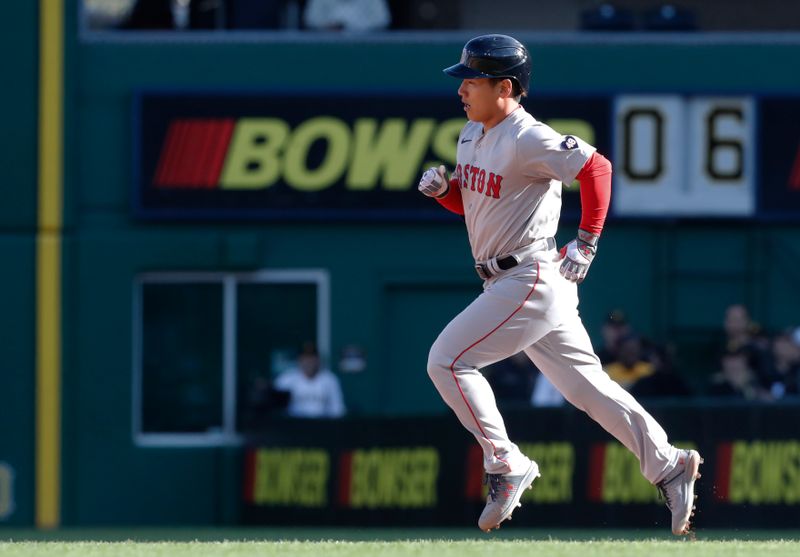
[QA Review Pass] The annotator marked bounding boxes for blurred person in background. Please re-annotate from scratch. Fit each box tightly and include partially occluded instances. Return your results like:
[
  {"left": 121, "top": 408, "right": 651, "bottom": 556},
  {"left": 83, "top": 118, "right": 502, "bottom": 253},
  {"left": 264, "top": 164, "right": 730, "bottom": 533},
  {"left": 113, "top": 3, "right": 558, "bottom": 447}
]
[
  {"left": 629, "top": 341, "right": 692, "bottom": 400},
  {"left": 707, "top": 348, "right": 771, "bottom": 401},
  {"left": 483, "top": 351, "right": 565, "bottom": 407},
  {"left": 116, "top": 0, "right": 225, "bottom": 30},
  {"left": 117, "top": 0, "right": 174, "bottom": 29},
  {"left": 603, "top": 334, "right": 655, "bottom": 390},
  {"left": 483, "top": 351, "right": 537, "bottom": 405},
  {"left": 721, "top": 303, "right": 771, "bottom": 384},
  {"left": 596, "top": 309, "right": 632, "bottom": 365},
  {"left": 764, "top": 330, "right": 800, "bottom": 400},
  {"left": 304, "top": 0, "right": 390, "bottom": 31},
  {"left": 273, "top": 341, "right": 346, "bottom": 418},
  {"left": 530, "top": 370, "right": 565, "bottom": 407}
]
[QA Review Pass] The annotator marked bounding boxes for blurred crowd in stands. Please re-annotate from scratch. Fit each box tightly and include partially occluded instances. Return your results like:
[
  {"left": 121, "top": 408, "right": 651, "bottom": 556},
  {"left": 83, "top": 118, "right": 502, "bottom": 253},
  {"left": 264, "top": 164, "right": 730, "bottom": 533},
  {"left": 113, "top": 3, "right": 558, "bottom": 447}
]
[
  {"left": 80, "top": 1, "right": 741, "bottom": 33},
  {"left": 83, "top": 0, "right": 439, "bottom": 32},
  {"left": 485, "top": 304, "right": 800, "bottom": 407}
]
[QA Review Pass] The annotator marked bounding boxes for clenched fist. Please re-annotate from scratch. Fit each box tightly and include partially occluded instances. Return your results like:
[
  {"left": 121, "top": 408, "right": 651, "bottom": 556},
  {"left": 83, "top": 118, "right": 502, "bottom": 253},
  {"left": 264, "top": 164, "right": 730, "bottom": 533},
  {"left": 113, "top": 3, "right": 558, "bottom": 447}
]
[
  {"left": 559, "top": 229, "right": 599, "bottom": 284},
  {"left": 418, "top": 165, "right": 449, "bottom": 198}
]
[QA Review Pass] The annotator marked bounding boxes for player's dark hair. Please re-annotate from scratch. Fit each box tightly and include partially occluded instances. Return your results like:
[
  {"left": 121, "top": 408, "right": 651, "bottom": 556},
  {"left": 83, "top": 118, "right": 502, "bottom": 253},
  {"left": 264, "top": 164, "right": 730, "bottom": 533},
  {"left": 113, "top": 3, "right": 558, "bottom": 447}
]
[{"left": 490, "top": 77, "right": 524, "bottom": 101}]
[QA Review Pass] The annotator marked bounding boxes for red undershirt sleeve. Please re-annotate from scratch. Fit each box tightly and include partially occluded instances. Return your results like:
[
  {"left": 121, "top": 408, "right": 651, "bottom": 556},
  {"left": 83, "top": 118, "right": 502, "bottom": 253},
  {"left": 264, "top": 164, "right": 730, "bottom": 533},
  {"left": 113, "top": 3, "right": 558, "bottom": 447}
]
[
  {"left": 435, "top": 179, "right": 465, "bottom": 216},
  {"left": 576, "top": 151, "right": 612, "bottom": 235}
]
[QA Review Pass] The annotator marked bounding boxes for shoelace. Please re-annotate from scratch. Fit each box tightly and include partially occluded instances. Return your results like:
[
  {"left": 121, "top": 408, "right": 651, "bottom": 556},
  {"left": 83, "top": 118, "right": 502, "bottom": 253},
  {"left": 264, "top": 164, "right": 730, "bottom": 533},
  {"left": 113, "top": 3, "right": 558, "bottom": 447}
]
[{"left": 483, "top": 473, "right": 502, "bottom": 502}]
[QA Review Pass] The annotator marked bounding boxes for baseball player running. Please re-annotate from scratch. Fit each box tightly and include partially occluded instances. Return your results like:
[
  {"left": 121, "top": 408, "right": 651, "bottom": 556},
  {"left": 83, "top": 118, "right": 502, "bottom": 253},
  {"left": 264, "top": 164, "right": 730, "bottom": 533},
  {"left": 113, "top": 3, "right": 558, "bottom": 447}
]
[{"left": 418, "top": 34, "right": 702, "bottom": 535}]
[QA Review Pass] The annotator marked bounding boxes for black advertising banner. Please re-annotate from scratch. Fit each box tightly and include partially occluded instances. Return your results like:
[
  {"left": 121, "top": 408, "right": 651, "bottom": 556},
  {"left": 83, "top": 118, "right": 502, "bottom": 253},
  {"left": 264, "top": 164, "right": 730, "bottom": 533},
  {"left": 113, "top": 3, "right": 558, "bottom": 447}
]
[
  {"left": 241, "top": 404, "right": 800, "bottom": 529},
  {"left": 133, "top": 92, "right": 611, "bottom": 221},
  {"left": 758, "top": 98, "right": 800, "bottom": 217}
]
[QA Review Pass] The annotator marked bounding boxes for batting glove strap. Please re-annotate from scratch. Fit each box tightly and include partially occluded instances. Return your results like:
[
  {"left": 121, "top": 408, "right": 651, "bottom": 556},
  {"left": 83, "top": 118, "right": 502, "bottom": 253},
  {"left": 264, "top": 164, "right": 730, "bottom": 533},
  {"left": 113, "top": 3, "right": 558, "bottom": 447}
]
[
  {"left": 418, "top": 165, "right": 449, "bottom": 198},
  {"left": 560, "top": 229, "right": 599, "bottom": 284}
]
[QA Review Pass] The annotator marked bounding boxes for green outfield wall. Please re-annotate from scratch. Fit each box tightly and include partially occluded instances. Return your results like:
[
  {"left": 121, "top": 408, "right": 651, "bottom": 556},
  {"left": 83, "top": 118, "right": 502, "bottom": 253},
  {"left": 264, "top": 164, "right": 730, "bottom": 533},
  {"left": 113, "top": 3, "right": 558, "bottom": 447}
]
[
  {"left": 1, "top": 0, "right": 799, "bottom": 527},
  {"left": 0, "top": 1, "right": 39, "bottom": 526}
]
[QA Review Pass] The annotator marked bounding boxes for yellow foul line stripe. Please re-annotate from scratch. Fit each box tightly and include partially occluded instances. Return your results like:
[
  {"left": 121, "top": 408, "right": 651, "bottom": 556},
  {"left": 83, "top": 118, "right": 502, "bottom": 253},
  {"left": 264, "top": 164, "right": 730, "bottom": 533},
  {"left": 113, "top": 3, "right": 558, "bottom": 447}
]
[{"left": 36, "top": 0, "right": 63, "bottom": 529}]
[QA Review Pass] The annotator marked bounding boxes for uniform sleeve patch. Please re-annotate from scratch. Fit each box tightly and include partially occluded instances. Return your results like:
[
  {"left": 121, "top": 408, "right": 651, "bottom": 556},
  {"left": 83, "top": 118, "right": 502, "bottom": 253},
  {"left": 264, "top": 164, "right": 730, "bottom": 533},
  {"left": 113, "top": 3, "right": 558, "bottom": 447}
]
[{"left": 561, "top": 135, "right": 579, "bottom": 150}]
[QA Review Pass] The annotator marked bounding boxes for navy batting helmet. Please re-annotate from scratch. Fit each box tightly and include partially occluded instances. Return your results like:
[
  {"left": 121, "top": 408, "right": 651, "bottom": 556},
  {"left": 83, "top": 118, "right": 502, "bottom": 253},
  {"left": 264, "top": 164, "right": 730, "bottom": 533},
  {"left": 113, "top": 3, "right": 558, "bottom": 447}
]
[{"left": 444, "top": 34, "right": 532, "bottom": 96}]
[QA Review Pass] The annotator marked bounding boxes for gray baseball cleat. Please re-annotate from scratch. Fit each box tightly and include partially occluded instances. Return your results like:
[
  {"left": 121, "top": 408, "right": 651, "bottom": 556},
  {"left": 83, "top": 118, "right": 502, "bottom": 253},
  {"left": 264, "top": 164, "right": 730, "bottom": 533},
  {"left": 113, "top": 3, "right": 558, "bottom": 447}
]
[
  {"left": 478, "top": 460, "right": 540, "bottom": 532},
  {"left": 657, "top": 449, "right": 703, "bottom": 535}
]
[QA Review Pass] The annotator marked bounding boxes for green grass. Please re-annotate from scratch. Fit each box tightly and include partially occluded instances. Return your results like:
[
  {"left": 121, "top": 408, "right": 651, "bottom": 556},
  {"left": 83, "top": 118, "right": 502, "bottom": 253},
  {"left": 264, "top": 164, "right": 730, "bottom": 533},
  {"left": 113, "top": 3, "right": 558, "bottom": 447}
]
[
  {"left": 0, "top": 539, "right": 799, "bottom": 557},
  {"left": 1, "top": 530, "right": 799, "bottom": 557}
]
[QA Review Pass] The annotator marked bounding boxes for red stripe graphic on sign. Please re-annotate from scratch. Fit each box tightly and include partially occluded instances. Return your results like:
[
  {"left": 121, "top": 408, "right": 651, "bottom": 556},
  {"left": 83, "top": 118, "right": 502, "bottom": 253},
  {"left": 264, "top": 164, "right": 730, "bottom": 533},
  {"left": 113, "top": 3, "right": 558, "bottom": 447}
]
[
  {"left": 154, "top": 119, "right": 235, "bottom": 188},
  {"left": 154, "top": 120, "right": 184, "bottom": 187},
  {"left": 242, "top": 448, "right": 257, "bottom": 504},
  {"left": 586, "top": 443, "right": 606, "bottom": 502},
  {"left": 464, "top": 444, "right": 485, "bottom": 501},
  {"left": 159, "top": 120, "right": 191, "bottom": 187},
  {"left": 173, "top": 120, "right": 194, "bottom": 186},
  {"left": 201, "top": 120, "right": 220, "bottom": 186},
  {"left": 206, "top": 119, "right": 235, "bottom": 187},
  {"left": 337, "top": 451, "right": 353, "bottom": 506},
  {"left": 186, "top": 120, "right": 209, "bottom": 187},
  {"left": 790, "top": 143, "right": 800, "bottom": 191},
  {"left": 715, "top": 442, "right": 733, "bottom": 501},
  {"left": 174, "top": 120, "right": 197, "bottom": 187}
]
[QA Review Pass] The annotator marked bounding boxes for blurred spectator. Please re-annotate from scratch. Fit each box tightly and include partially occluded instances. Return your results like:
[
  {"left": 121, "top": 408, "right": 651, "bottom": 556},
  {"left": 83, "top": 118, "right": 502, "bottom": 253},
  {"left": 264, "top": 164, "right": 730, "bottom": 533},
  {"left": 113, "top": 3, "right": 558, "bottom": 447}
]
[
  {"left": 116, "top": 0, "right": 225, "bottom": 30},
  {"left": 629, "top": 342, "right": 692, "bottom": 399},
  {"left": 483, "top": 351, "right": 536, "bottom": 404},
  {"left": 484, "top": 352, "right": 566, "bottom": 407},
  {"left": 530, "top": 371, "right": 565, "bottom": 407},
  {"left": 240, "top": 374, "right": 291, "bottom": 429},
  {"left": 604, "top": 334, "right": 655, "bottom": 390},
  {"left": 642, "top": 4, "right": 697, "bottom": 31},
  {"left": 723, "top": 304, "right": 755, "bottom": 350},
  {"left": 117, "top": 0, "right": 175, "bottom": 29},
  {"left": 720, "top": 303, "right": 771, "bottom": 386},
  {"left": 228, "top": 0, "right": 294, "bottom": 30},
  {"left": 596, "top": 309, "right": 632, "bottom": 365},
  {"left": 764, "top": 330, "right": 800, "bottom": 400},
  {"left": 707, "top": 348, "right": 771, "bottom": 401},
  {"left": 304, "top": 0, "right": 390, "bottom": 31},
  {"left": 386, "top": 0, "right": 459, "bottom": 30},
  {"left": 84, "top": 0, "right": 138, "bottom": 29},
  {"left": 580, "top": 3, "right": 635, "bottom": 31},
  {"left": 273, "top": 341, "right": 346, "bottom": 418}
]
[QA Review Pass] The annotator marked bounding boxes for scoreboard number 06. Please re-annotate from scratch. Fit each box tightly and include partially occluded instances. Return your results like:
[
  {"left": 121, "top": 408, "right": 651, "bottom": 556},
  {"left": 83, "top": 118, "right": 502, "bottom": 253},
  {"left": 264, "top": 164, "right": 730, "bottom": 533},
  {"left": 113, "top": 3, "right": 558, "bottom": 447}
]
[{"left": 613, "top": 95, "right": 754, "bottom": 217}]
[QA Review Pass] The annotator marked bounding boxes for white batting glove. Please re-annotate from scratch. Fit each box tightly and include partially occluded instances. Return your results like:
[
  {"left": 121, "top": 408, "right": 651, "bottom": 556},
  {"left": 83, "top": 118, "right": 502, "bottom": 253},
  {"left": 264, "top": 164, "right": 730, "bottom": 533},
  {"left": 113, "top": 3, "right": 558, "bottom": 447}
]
[
  {"left": 418, "top": 165, "right": 449, "bottom": 198},
  {"left": 559, "top": 229, "right": 599, "bottom": 284}
]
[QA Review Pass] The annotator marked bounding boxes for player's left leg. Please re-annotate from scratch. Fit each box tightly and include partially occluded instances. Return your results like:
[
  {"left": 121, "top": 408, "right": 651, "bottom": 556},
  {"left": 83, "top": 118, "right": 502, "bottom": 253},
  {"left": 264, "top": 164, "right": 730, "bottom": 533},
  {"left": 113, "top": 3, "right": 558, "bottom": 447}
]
[
  {"left": 427, "top": 262, "right": 561, "bottom": 476},
  {"left": 427, "top": 262, "right": 558, "bottom": 531},
  {"left": 524, "top": 313, "right": 702, "bottom": 534}
]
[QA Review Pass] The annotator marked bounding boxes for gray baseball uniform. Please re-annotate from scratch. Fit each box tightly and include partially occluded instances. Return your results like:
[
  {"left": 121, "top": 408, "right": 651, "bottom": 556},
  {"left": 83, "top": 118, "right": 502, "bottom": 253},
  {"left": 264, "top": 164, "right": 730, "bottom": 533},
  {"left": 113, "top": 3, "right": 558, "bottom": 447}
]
[{"left": 426, "top": 106, "right": 680, "bottom": 483}]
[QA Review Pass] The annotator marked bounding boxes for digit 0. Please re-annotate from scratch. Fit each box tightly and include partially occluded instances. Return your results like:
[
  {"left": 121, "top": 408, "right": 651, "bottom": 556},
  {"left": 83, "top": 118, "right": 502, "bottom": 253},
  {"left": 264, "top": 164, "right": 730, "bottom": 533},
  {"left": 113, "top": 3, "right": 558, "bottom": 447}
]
[{"left": 622, "top": 109, "right": 664, "bottom": 181}]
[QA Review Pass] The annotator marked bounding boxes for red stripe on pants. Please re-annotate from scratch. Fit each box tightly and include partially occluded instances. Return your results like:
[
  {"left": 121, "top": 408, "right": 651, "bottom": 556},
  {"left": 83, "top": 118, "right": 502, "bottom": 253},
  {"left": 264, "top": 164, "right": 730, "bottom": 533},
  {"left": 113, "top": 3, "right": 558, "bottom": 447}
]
[{"left": 448, "top": 261, "right": 540, "bottom": 469}]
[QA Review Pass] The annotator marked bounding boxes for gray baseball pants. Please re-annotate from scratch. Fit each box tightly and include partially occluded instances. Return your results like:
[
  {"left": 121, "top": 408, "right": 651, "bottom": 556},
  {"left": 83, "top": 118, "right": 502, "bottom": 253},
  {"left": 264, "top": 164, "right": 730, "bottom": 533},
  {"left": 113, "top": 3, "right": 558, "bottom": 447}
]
[{"left": 427, "top": 249, "right": 679, "bottom": 483}]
